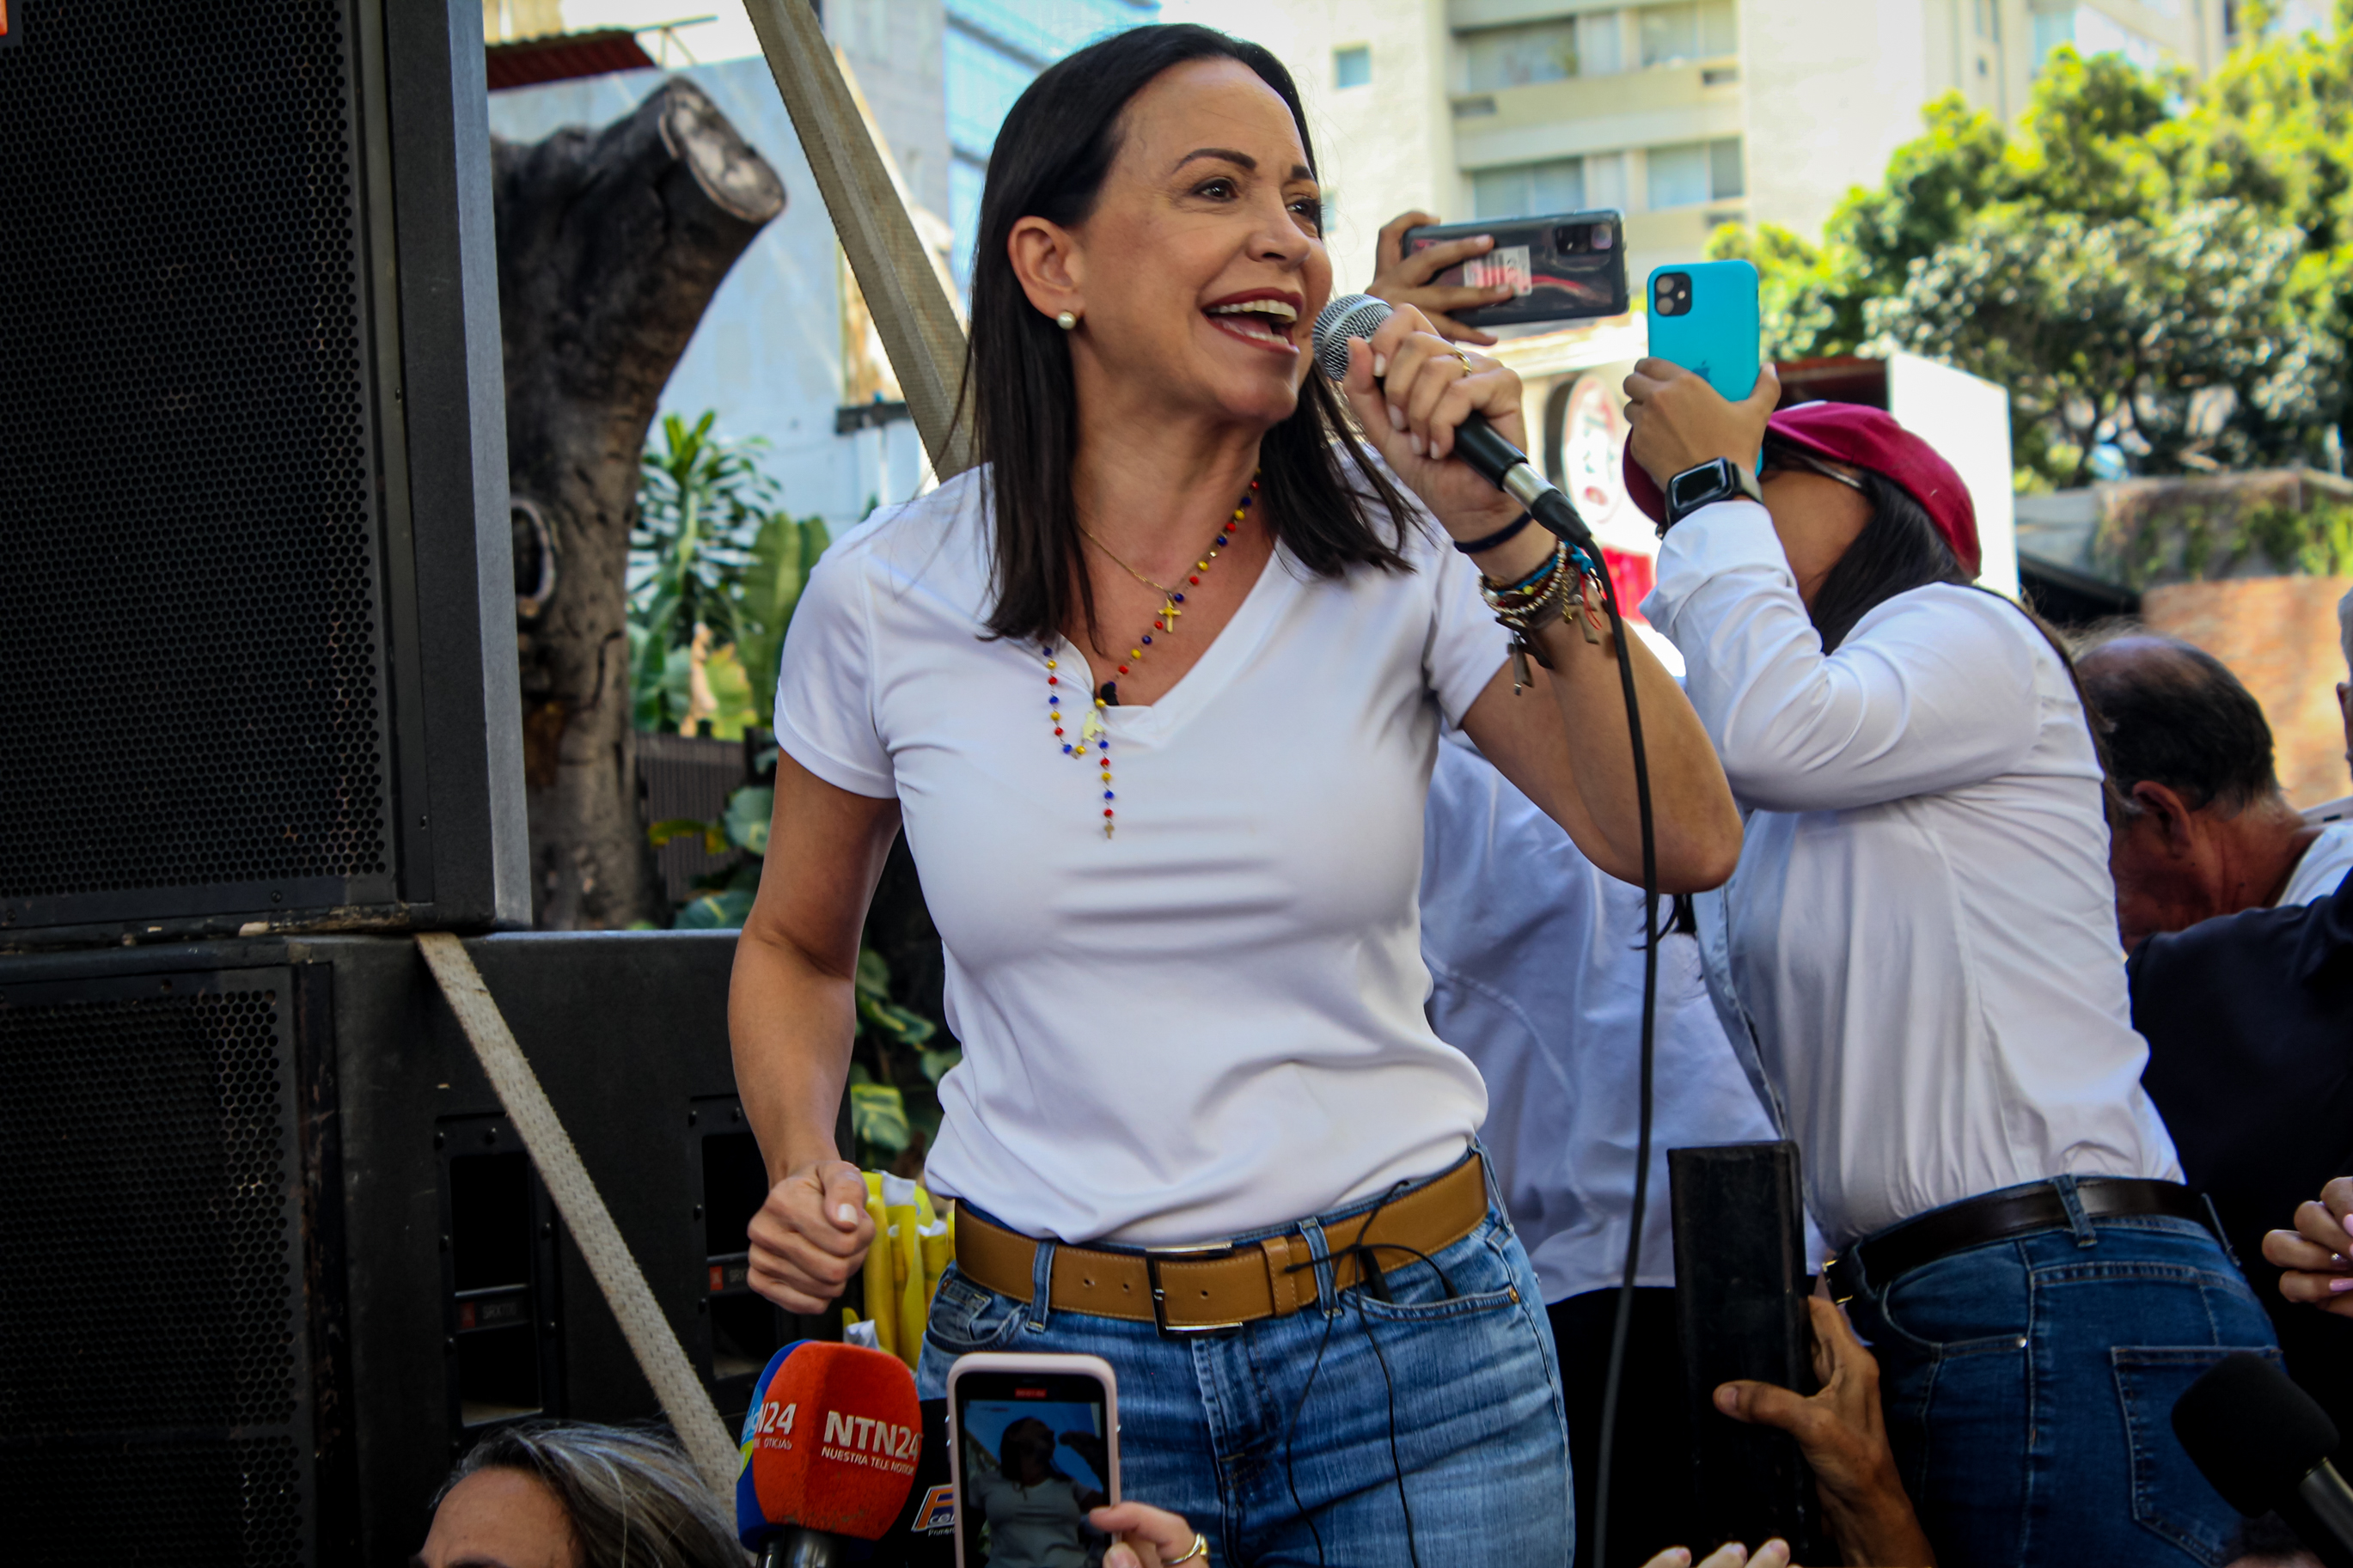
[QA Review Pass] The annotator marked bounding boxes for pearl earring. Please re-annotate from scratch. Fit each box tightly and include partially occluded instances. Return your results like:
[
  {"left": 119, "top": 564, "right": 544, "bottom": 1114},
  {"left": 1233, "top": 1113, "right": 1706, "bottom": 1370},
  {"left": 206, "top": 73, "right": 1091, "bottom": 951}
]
[{"left": 1056, "top": 309, "right": 1078, "bottom": 331}]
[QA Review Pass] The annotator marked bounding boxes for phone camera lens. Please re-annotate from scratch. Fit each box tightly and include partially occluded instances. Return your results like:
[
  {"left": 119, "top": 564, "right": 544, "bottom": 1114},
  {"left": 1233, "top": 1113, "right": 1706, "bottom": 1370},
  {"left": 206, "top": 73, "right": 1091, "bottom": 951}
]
[{"left": 1592, "top": 225, "right": 1613, "bottom": 250}]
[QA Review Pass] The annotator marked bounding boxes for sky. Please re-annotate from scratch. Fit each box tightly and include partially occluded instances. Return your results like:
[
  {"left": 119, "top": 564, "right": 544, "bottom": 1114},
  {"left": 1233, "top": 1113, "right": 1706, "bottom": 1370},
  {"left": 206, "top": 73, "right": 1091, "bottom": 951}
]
[{"left": 559, "top": 0, "right": 767, "bottom": 64}]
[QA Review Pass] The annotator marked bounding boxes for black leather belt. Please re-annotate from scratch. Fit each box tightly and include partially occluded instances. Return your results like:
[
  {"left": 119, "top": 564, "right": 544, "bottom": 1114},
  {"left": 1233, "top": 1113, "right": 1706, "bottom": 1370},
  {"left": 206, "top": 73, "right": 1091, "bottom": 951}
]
[{"left": 1827, "top": 1176, "right": 2217, "bottom": 1300}]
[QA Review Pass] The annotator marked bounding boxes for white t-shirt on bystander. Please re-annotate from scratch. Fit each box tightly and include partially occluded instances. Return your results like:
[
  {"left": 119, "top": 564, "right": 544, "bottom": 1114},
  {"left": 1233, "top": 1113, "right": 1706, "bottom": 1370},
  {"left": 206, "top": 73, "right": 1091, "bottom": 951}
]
[
  {"left": 773, "top": 466, "right": 1513, "bottom": 1247},
  {"left": 2282, "top": 819, "right": 2353, "bottom": 907}
]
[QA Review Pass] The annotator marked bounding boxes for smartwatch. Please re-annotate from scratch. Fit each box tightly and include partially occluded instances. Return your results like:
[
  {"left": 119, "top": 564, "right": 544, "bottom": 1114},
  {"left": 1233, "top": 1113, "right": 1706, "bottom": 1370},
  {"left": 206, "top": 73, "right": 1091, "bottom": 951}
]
[{"left": 1661, "top": 455, "right": 1764, "bottom": 533}]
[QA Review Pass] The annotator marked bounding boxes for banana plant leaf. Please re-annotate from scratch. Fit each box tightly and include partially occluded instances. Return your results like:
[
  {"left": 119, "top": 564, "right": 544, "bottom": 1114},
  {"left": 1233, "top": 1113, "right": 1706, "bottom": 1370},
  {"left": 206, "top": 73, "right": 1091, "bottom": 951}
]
[
  {"left": 674, "top": 888, "right": 755, "bottom": 929},
  {"left": 723, "top": 785, "right": 773, "bottom": 857},
  {"left": 848, "top": 1080, "right": 911, "bottom": 1158},
  {"left": 648, "top": 817, "right": 730, "bottom": 855}
]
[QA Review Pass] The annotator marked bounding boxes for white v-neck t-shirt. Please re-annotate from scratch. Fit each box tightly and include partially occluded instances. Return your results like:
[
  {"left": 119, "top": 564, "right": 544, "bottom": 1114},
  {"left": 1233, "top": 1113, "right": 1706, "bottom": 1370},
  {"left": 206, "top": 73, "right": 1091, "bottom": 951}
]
[{"left": 773, "top": 466, "right": 1513, "bottom": 1246}]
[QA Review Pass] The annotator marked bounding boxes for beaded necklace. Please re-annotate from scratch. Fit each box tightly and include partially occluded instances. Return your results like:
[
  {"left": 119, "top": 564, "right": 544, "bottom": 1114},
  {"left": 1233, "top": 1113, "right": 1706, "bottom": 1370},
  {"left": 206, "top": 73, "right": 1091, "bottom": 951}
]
[{"left": 1043, "top": 474, "right": 1259, "bottom": 839}]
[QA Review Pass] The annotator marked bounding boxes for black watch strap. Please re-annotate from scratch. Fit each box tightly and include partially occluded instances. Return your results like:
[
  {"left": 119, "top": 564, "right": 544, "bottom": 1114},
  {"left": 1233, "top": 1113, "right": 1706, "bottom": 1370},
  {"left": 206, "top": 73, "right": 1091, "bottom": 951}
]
[{"left": 1661, "top": 456, "right": 1763, "bottom": 532}]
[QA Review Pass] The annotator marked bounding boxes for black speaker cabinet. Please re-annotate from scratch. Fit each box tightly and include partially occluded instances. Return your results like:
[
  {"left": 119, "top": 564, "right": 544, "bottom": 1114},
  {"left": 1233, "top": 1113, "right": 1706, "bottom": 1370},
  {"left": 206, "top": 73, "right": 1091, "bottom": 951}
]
[
  {"left": 0, "top": 931, "right": 834, "bottom": 1566},
  {"left": 0, "top": 0, "right": 526, "bottom": 945}
]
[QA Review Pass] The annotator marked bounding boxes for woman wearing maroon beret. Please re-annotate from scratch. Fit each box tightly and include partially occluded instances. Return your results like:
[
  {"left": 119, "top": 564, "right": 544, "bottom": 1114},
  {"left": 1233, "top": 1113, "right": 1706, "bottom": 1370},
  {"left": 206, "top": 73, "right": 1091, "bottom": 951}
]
[{"left": 1621, "top": 366, "right": 2277, "bottom": 1568}]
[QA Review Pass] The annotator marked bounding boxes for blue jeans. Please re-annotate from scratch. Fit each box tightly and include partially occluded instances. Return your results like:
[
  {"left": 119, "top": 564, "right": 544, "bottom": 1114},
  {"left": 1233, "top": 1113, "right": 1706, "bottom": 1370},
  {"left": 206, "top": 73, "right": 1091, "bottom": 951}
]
[
  {"left": 1840, "top": 1185, "right": 2281, "bottom": 1568},
  {"left": 917, "top": 1180, "right": 1574, "bottom": 1566}
]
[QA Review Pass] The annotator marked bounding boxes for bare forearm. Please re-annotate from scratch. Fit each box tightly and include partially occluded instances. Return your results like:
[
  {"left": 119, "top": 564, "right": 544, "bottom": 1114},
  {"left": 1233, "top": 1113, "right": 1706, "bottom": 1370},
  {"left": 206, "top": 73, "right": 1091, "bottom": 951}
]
[
  {"left": 730, "top": 924, "right": 860, "bottom": 1185},
  {"left": 1533, "top": 609, "right": 1738, "bottom": 890},
  {"left": 1822, "top": 1481, "right": 1936, "bottom": 1568}
]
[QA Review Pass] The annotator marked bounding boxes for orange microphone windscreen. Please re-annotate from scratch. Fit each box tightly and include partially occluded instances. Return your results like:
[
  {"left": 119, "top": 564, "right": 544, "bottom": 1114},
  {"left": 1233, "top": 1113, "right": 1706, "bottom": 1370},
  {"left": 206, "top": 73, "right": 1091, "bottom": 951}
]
[{"left": 736, "top": 1340, "right": 924, "bottom": 1547}]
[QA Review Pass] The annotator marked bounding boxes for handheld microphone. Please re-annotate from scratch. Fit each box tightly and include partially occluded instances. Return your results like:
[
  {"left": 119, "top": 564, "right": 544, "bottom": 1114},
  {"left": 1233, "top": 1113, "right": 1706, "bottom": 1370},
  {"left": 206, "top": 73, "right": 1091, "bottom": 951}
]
[
  {"left": 737, "top": 1340, "right": 926, "bottom": 1568},
  {"left": 1317, "top": 287, "right": 1663, "bottom": 1565},
  {"left": 1310, "top": 293, "right": 1598, "bottom": 553},
  {"left": 2174, "top": 1351, "right": 2353, "bottom": 1568}
]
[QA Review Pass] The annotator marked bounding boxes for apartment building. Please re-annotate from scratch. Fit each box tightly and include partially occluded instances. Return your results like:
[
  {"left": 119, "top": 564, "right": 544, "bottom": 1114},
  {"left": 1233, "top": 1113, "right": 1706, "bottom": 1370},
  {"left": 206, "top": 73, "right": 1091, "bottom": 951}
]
[{"left": 1169, "top": 0, "right": 2234, "bottom": 291}]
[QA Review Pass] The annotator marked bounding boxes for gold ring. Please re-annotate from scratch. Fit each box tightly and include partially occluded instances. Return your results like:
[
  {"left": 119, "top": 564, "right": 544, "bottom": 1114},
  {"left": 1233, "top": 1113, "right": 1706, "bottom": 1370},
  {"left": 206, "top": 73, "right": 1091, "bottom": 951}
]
[{"left": 1165, "top": 1533, "right": 1210, "bottom": 1564}]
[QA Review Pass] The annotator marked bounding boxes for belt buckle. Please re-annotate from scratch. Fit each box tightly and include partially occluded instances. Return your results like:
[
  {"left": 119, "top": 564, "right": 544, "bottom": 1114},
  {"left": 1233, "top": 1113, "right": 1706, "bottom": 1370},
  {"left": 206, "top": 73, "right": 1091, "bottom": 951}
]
[{"left": 1145, "top": 1242, "right": 1245, "bottom": 1337}]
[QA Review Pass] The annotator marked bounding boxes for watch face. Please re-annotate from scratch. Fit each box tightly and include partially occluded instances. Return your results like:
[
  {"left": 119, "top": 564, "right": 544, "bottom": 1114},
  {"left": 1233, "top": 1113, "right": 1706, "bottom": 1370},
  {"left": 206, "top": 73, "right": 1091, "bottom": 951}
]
[{"left": 1670, "top": 461, "right": 1727, "bottom": 513}]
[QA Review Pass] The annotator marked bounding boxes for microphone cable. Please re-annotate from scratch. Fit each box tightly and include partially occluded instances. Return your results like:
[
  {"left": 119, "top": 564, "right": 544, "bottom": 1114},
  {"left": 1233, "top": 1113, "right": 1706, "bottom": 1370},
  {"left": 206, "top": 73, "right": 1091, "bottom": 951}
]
[
  {"left": 1275, "top": 1177, "right": 1464, "bottom": 1568},
  {"left": 1523, "top": 489, "right": 1659, "bottom": 1568},
  {"left": 1307, "top": 296, "right": 1660, "bottom": 1565}
]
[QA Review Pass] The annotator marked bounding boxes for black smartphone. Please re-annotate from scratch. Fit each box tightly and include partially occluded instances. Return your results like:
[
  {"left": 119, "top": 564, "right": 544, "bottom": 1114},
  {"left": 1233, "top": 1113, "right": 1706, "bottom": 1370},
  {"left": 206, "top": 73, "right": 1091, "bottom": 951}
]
[
  {"left": 1670, "top": 1141, "right": 1831, "bottom": 1559},
  {"left": 1402, "top": 210, "right": 1629, "bottom": 328},
  {"left": 946, "top": 1352, "right": 1121, "bottom": 1568}
]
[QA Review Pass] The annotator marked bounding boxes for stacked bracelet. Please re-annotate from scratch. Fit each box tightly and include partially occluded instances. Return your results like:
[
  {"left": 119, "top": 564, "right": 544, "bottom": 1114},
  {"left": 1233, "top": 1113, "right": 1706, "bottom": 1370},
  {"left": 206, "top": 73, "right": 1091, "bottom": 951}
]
[
  {"left": 1480, "top": 540, "right": 1578, "bottom": 692},
  {"left": 1452, "top": 510, "right": 1535, "bottom": 556}
]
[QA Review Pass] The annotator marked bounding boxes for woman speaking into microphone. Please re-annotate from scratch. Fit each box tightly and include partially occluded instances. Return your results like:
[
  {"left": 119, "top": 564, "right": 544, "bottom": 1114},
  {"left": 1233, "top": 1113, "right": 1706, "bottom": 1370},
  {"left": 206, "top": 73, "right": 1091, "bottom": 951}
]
[{"left": 728, "top": 22, "right": 1737, "bottom": 1565}]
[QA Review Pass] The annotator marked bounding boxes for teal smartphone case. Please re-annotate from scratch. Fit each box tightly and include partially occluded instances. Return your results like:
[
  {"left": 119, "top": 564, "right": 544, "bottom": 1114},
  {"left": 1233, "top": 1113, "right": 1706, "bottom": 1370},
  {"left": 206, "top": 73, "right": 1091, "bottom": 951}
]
[{"left": 1646, "top": 259, "right": 1762, "bottom": 403}]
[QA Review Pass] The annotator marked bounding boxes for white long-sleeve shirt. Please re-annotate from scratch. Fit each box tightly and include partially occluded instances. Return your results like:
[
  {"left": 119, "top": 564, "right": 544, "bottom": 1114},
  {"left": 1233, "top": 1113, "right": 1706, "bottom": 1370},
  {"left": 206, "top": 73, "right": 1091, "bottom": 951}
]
[
  {"left": 1643, "top": 502, "right": 2180, "bottom": 1249},
  {"left": 1420, "top": 734, "right": 1815, "bottom": 1298}
]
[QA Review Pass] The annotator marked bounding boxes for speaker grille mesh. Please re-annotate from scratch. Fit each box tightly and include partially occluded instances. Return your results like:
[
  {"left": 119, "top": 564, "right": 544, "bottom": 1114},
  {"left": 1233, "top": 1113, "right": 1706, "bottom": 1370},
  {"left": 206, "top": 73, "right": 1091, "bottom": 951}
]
[
  {"left": 0, "top": 979, "right": 309, "bottom": 1562},
  {"left": 0, "top": 0, "right": 391, "bottom": 906},
  {"left": 1, "top": 1438, "right": 306, "bottom": 1565}
]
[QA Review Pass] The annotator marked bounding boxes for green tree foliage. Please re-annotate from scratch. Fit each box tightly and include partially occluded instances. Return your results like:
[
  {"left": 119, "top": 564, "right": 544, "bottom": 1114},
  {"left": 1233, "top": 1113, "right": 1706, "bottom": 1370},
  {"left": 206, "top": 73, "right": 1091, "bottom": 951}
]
[
  {"left": 628, "top": 412, "right": 829, "bottom": 733},
  {"left": 1872, "top": 201, "right": 2336, "bottom": 485},
  {"left": 735, "top": 513, "right": 832, "bottom": 729},
  {"left": 1708, "top": 12, "right": 2353, "bottom": 488}
]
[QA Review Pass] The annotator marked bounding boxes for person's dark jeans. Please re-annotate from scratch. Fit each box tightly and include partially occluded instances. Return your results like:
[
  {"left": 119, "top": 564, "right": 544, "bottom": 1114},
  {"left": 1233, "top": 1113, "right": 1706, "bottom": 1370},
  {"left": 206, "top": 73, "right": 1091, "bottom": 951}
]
[
  {"left": 1840, "top": 1197, "right": 2280, "bottom": 1568},
  {"left": 1550, "top": 1287, "right": 1700, "bottom": 1568}
]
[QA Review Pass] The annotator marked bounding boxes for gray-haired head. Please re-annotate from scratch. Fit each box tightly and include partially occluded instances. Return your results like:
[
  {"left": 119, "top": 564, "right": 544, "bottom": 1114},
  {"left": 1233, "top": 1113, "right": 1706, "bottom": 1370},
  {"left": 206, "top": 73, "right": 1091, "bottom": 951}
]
[
  {"left": 1312, "top": 293, "right": 1394, "bottom": 382},
  {"left": 435, "top": 1422, "right": 741, "bottom": 1568}
]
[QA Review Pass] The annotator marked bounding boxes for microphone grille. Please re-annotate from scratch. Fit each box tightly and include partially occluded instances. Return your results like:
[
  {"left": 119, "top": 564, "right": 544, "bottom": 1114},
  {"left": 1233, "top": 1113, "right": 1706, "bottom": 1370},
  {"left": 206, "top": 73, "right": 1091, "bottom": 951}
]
[
  {"left": 1311, "top": 293, "right": 1393, "bottom": 383},
  {"left": 2172, "top": 1351, "right": 2341, "bottom": 1516}
]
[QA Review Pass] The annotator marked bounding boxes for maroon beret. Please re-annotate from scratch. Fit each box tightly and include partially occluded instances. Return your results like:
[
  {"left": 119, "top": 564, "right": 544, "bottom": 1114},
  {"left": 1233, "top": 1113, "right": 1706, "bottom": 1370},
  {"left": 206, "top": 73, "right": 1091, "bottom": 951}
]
[{"left": 1622, "top": 400, "right": 1980, "bottom": 578}]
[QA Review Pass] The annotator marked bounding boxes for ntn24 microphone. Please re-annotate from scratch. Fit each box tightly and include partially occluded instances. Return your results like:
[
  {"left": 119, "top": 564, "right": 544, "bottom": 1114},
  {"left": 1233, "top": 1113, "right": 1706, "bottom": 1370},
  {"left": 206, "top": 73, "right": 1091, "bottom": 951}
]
[{"left": 738, "top": 1340, "right": 926, "bottom": 1556}]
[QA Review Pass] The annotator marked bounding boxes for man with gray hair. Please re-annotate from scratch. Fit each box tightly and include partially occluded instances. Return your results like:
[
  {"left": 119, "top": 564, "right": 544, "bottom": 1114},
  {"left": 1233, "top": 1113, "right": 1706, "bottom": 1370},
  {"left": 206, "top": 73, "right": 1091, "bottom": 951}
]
[{"left": 2077, "top": 631, "right": 2353, "bottom": 949}]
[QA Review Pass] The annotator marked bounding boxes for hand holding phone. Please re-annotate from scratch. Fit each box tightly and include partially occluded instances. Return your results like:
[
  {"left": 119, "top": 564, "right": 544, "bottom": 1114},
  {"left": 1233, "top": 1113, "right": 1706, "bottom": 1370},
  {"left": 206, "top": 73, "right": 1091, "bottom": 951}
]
[
  {"left": 1394, "top": 210, "right": 1630, "bottom": 333},
  {"left": 1369, "top": 210, "right": 1516, "bottom": 344},
  {"left": 948, "top": 1352, "right": 1120, "bottom": 1568},
  {"left": 1629, "top": 260, "right": 1776, "bottom": 486}
]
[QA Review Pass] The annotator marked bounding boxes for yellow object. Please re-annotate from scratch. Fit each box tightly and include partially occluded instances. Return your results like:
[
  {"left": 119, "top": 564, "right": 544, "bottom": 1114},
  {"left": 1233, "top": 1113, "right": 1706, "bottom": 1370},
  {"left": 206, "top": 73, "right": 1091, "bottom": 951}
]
[
  {"left": 861, "top": 1177, "right": 895, "bottom": 1361},
  {"left": 887, "top": 1196, "right": 925, "bottom": 1368},
  {"left": 919, "top": 1219, "right": 951, "bottom": 1306},
  {"left": 839, "top": 1172, "right": 956, "bottom": 1370}
]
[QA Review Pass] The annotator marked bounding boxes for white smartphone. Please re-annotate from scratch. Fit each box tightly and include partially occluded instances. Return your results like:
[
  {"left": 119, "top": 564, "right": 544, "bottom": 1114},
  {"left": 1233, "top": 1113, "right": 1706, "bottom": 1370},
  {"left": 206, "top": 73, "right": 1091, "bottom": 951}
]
[{"left": 945, "top": 1351, "right": 1121, "bottom": 1568}]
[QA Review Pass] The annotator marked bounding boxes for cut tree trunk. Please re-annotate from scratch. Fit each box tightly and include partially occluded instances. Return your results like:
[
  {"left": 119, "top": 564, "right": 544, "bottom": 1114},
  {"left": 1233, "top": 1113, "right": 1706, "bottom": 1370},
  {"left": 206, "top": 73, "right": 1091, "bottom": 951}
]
[{"left": 495, "top": 78, "right": 785, "bottom": 929}]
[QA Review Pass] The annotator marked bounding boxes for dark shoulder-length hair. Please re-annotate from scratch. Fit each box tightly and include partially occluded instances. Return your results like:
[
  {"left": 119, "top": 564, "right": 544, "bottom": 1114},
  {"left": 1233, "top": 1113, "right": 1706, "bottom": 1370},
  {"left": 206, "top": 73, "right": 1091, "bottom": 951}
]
[
  {"left": 1785, "top": 436, "right": 1973, "bottom": 654},
  {"left": 1787, "top": 435, "right": 2124, "bottom": 815},
  {"left": 963, "top": 23, "right": 1413, "bottom": 646}
]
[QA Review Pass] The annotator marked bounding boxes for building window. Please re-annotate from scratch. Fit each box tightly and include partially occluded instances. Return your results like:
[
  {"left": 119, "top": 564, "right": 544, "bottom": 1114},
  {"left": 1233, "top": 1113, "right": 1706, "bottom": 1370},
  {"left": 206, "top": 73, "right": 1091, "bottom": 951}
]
[
  {"left": 1462, "top": 18, "right": 1572, "bottom": 91},
  {"left": 2032, "top": 5, "right": 2167, "bottom": 70},
  {"left": 1474, "top": 157, "right": 1584, "bottom": 219},
  {"left": 1462, "top": 13, "right": 1621, "bottom": 91},
  {"left": 1470, "top": 151, "right": 1627, "bottom": 219},
  {"left": 1581, "top": 11, "right": 1624, "bottom": 73},
  {"left": 1335, "top": 44, "right": 1371, "bottom": 88},
  {"left": 1647, "top": 136, "right": 1743, "bottom": 208},
  {"left": 1637, "top": 0, "right": 1735, "bottom": 67},
  {"left": 1709, "top": 136, "right": 1745, "bottom": 200}
]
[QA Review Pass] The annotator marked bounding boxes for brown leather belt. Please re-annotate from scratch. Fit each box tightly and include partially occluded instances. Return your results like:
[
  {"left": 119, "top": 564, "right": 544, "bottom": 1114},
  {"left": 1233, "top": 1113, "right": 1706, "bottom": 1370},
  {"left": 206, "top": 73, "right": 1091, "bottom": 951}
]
[
  {"left": 1827, "top": 1175, "right": 2219, "bottom": 1299},
  {"left": 953, "top": 1153, "right": 1493, "bottom": 1334}
]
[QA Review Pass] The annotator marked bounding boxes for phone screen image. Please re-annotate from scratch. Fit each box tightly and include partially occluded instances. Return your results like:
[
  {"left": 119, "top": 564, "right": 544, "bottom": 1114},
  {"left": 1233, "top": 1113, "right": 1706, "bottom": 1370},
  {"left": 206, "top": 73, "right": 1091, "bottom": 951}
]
[
  {"left": 1403, "top": 210, "right": 1629, "bottom": 328},
  {"left": 955, "top": 1379, "right": 1112, "bottom": 1567}
]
